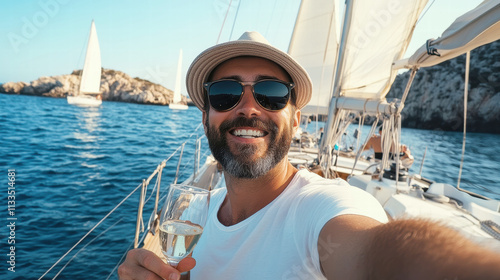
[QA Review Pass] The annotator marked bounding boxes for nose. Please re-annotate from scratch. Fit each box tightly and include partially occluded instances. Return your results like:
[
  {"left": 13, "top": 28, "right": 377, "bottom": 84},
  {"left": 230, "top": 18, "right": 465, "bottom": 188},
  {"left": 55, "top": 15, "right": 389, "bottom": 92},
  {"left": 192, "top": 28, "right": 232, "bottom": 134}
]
[{"left": 234, "top": 85, "right": 261, "bottom": 117}]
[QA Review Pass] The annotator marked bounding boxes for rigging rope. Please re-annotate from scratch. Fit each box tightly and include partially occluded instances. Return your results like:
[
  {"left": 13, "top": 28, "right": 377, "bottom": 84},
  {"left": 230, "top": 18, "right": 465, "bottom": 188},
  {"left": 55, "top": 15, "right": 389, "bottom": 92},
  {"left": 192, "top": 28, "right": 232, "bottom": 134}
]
[
  {"left": 416, "top": 0, "right": 437, "bottom": 25},
  {"left": 457, "top": 51, "right": 470, "bottom": 189},
  {"left": 38, "top": 182, "right": 144, "bottom": 280},
  {"left": 395, "top": 111, "right": 402, "bottom": 187},
  {"left": 356, "top": 113, "right": 365, "bottom": 154},
  {"left": 380, "top": 117, "right": 393, "bottom": 171},
  {"left": 264, "top": 0, "right": 279, "bottom": 37},
  {"left": 322, "top": 109, "right": 358, "bottom": 178},
  {"left": 106, "top": 239, "right": 135, "bottom": 280},
  {"left": 228, "top": 0, "right": 242, "bottom": 41},
  {"left": 216, "top": 0, "right": 234, "bottom": 44},
  {"left": 187, "top": 122, "right": 203, "bottom": 139},
  {"left": 400, "top": 68, "right": 418, "bottom": 105},
  {"left": 350, "top": 115, "right": 379, "bottom": 178},
  {"left": 39, "top": 137, "right": 197, "bottom": 279},
  {"left": 52, "top": 217, "right": 124, "bottom": 279}
]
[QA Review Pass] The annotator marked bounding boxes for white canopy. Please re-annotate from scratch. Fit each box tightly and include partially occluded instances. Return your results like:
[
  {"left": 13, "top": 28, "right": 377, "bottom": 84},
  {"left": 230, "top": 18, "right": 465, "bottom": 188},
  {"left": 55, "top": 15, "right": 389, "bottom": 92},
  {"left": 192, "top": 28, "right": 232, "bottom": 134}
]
[{"left": 396, "top": 0, "right": 500, "bottom": 69}]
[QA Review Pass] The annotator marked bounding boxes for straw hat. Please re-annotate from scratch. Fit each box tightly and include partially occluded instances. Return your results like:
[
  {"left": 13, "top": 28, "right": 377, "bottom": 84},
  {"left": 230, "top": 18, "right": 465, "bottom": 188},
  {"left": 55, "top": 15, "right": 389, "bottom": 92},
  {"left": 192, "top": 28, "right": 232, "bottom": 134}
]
[{"left": 186, "top": 31, "right": 312, "bottom": 111}]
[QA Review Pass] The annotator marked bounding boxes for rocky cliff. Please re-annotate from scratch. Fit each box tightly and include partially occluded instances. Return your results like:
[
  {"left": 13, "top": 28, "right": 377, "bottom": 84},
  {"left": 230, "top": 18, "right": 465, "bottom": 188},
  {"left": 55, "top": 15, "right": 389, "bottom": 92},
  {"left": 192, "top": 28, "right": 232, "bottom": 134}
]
[
  {"left": 0, "top": 69, "right": 189, "bottom": 106},
  {"left": 387, "top": 40, "right": 500, "bottom": 133}
]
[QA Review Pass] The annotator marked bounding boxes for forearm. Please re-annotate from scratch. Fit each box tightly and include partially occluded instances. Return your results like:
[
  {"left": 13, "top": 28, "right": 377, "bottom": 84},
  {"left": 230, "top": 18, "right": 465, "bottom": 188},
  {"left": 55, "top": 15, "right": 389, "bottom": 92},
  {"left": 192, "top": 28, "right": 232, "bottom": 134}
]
[{"left": 366, "top": 219, "right": 500, "bottom": 280}]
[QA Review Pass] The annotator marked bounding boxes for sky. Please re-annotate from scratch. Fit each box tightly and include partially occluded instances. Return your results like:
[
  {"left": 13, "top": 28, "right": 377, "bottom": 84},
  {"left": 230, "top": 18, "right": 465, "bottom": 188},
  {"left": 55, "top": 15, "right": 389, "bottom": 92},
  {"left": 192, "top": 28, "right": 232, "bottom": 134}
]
[{"left": 1, "top": 0, "right": 485, "bottom": 95}]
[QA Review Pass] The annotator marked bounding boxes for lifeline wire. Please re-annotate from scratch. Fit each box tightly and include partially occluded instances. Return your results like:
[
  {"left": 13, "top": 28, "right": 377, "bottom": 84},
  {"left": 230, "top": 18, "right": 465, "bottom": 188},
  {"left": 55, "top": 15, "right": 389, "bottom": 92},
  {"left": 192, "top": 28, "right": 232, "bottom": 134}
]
[{"left": 38, "top": 182, "right": 143, "bottom": 280}]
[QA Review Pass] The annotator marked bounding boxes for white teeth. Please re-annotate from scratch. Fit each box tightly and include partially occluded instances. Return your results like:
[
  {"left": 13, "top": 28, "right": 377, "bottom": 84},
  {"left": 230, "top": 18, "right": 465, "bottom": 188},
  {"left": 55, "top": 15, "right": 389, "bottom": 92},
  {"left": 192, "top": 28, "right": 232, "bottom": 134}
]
[{"left": 233, "top": 129, "right": 264, "bottom": 138}]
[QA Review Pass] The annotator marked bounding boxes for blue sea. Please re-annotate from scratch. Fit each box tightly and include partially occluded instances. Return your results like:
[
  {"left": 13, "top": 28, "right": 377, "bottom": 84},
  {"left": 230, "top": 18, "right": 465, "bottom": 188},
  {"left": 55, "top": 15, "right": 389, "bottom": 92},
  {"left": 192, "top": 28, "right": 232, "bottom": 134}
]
[{"left": 1, "top": 93, "right": 500, "bottom": 279}]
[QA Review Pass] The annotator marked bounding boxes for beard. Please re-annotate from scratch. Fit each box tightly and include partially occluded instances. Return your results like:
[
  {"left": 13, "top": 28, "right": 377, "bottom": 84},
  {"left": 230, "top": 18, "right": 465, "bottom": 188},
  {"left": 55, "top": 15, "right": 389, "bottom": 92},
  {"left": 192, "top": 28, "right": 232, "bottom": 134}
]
[{"left": 206, "top": 116, "right": 293, "bottom": 179}]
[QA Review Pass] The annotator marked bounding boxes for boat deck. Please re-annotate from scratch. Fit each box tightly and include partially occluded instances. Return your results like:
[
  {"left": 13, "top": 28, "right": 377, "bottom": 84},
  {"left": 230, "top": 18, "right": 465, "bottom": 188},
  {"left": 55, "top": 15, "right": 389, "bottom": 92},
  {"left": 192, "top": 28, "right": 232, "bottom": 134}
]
[{"left": 143, "top": 229, "right": 168, "bottom": 262}]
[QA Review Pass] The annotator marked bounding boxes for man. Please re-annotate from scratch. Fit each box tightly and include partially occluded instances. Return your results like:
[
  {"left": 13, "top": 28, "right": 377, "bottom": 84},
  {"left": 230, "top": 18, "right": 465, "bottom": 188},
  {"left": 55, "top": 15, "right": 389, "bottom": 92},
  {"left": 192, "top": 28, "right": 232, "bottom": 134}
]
[
  {"left": 363, "top": 126, "right": 414, "bottom": 168},
  {"left": 118, "top": 32, "right": 500, "bottom": 280}
]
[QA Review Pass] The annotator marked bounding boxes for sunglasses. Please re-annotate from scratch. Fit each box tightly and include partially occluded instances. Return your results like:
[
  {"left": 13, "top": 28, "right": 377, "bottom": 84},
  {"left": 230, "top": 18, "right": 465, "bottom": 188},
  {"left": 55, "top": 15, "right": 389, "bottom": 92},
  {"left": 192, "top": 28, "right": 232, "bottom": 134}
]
[{"left": 204, "top": 79, "right": 295, "bottom": 112}]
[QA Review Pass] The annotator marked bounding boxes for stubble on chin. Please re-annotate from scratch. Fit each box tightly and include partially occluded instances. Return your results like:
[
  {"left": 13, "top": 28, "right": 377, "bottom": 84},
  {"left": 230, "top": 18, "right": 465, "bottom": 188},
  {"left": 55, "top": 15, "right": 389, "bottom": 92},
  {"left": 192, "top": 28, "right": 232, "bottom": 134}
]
[{"left": 206, "top": 116, "right": 292, "bottom": 179}]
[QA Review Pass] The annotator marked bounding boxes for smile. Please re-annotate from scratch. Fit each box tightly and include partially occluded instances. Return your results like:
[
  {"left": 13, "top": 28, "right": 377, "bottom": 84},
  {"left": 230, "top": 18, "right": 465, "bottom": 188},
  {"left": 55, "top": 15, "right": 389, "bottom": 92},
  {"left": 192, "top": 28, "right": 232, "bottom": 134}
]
[{"left": 230, "top": 128, "right": 267, "bottom": 138}]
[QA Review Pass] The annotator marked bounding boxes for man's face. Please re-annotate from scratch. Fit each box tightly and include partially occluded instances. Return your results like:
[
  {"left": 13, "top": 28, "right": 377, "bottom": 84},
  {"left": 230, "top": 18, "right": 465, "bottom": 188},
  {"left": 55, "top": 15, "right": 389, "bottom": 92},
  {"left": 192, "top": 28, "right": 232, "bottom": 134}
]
[{"left": 203, "top": 57, "right": 300, "bottom": 178}]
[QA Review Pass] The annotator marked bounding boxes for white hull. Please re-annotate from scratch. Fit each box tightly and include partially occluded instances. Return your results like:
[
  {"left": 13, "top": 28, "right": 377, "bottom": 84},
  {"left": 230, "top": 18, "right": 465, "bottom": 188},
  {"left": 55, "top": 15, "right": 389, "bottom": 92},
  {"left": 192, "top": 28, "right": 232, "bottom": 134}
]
[
  {"left": 169, "top": 103, "right": 188, "bottom": 110},
  {"left": 348, "top": 174, "right": 500, "bottom": 250},
  {"left": 67, "top": 95, "right": 102, "bottom": 106}
]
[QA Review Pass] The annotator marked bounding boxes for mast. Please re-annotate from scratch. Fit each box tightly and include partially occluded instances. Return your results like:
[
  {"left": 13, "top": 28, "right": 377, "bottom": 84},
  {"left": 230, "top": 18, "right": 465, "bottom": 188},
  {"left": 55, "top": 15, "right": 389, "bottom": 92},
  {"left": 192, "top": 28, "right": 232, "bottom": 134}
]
[{"left": 320, "top": 0, "right": 354, "bottom": 152}]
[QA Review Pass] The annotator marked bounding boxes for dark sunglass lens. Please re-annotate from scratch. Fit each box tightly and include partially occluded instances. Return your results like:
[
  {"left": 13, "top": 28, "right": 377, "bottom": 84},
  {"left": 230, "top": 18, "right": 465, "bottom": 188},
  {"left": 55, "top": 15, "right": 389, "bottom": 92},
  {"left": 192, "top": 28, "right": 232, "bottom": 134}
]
[
  {"left": 208, "top": 81, "right": 242, "bottom": 111},
  {"left": 253, "top": 81, "right": 290, "bottom": 111}
]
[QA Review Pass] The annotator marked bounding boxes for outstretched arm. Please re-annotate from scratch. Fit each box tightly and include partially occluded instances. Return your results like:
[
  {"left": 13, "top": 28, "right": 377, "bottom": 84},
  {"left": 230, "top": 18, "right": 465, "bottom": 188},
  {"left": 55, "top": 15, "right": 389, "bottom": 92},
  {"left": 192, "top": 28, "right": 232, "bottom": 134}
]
[
  {"left": 118, "top": 248, "right": 196, "bottom": 280},
  {"left": 319, "top": 215, "right": 500, "bottom": 280}
]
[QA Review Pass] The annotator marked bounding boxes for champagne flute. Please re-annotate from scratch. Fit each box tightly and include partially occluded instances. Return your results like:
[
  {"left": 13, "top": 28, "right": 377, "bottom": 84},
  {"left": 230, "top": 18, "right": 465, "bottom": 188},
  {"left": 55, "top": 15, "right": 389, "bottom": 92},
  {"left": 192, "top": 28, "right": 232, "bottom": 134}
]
[{"left": 158, "top": 184, "right": 210, "bottom": 268}]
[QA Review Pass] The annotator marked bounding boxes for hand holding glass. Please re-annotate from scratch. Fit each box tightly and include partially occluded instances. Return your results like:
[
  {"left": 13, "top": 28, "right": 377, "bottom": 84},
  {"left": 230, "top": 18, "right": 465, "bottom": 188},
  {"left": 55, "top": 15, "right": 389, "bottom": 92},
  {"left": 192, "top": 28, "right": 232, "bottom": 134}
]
[{"left": 158, "top": 184, "right": 210, "bottom": 267}]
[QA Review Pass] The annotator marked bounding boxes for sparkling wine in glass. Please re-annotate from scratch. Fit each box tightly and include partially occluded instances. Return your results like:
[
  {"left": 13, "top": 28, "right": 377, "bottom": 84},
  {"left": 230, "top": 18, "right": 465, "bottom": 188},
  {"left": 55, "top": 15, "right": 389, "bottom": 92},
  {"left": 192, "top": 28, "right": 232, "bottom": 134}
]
[{"left": 158, "top": 184, "right": 210, "bottom": 267}]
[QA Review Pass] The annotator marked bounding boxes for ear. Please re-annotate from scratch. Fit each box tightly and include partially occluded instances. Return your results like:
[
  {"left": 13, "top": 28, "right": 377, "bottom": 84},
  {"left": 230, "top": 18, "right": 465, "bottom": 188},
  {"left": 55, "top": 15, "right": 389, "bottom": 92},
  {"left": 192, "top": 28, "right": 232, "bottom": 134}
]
[
  {"left": 202, "top": 110, "right": 208, "bottom": 135},
  {"left": 292, "top": 108, "right": 301, "bottom": 135}
]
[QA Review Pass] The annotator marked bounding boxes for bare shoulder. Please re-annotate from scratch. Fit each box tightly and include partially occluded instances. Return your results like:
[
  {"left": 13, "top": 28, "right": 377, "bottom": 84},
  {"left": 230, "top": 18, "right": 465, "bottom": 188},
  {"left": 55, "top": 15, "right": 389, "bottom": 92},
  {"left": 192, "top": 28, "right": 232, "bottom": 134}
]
[{"left": 365, "top": 135, "right": 381, "bottom": 150}]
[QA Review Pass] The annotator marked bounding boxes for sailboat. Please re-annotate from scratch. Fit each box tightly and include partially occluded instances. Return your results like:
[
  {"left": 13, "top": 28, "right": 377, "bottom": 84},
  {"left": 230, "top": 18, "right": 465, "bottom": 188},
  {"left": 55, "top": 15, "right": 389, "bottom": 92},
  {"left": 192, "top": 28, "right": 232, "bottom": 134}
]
[
  {"left": 345, "top": 0, "right": 500, "bottom": 246},
  {"left": 169, "top": 49, "right": 189, "bottom": 110},
  {"left": 67, "top": 20, "right": 103, "bottom": 107}
]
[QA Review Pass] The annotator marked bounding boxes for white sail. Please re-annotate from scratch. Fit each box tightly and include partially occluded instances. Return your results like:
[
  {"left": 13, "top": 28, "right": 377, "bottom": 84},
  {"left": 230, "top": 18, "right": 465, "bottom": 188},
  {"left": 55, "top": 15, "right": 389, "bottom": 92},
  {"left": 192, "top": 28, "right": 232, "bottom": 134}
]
[
  {"left": 288, "top": 0, "right": 338, "bottom": 116},
  {"left": 336, "top": 0, "right": 428, "bottom": 107},
  {"left": 79, "top": 20, "right": 102, "bottom": 94},
  {"left": 173, "top": 49, "right": 183, "bottom": 104},
  {"left": 170, "top": 49, "right": 188, "bottom": 110}
]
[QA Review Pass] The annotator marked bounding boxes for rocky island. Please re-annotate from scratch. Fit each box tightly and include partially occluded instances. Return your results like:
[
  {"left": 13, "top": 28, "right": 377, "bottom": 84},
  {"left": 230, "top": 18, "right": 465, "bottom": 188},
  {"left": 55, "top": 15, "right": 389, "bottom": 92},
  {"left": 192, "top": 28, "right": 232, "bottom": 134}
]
[
  {"left": 387, "top": 40, "right": 500, "bottom": 133},
  {"left": 0, "top": 68, "right": 189, "bottom": 106}
]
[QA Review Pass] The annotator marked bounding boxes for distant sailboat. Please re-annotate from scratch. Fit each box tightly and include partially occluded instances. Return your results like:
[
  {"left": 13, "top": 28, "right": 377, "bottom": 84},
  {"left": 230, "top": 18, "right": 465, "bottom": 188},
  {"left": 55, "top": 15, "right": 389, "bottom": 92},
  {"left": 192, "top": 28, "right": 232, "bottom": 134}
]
[
  {"left": 169, "top": 49, "right": 188, "bottom": 110},
  {"left": 67, "top": 20, "right": 102, "bottom": 106}
]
